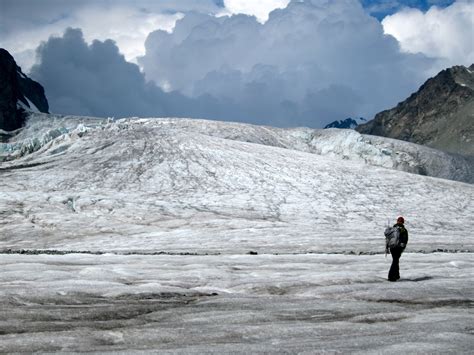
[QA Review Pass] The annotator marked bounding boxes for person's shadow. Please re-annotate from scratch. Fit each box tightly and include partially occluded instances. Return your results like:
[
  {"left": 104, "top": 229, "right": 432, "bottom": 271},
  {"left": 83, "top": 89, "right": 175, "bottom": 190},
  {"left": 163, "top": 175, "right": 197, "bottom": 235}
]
[{"left": 401, "top": 276, "right": 433, "bottom": 282}]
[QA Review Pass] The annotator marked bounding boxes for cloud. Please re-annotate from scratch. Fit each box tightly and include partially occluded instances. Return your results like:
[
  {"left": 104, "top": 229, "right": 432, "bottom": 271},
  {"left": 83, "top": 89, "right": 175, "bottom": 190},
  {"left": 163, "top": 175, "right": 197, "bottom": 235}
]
[
  {"left": 29, "top": 28, "right": 248, "bottom": 121},
  {"left": 0, "top": 0, "right": 221, "bottom": 71},
  {"left": 29, "top": 28, "right": 168, "bottom": 117},
  {"left": 28, "top": 0, "right": 471, "bottom": 127},
  {"left": 31, "top": 26, "right": 371, "bottom": 126},
  {"left": 382, "top": 0, "right": 474, "bottom": 69},
  {"left": 138, "top": 0, "right": 433, "bottom": 126},
  {"left": 2, "top": 1, "right": 457, "bottom": 72},
  {"left": 220, "top": 0, "right": 290, "bottom": 23}
]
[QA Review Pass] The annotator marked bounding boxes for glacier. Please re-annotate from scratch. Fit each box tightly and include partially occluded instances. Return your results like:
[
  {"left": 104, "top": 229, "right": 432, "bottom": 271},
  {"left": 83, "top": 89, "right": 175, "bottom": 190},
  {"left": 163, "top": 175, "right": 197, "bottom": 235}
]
[{"left": 0, "top": 113, "right": 472, "bottom": 353}]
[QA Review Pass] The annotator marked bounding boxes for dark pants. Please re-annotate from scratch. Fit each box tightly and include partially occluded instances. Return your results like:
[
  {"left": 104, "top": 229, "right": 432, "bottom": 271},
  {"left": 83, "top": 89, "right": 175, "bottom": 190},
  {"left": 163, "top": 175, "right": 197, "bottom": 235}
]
[{"left": 388, "top": 247, "right": 403, "bottom": 281}]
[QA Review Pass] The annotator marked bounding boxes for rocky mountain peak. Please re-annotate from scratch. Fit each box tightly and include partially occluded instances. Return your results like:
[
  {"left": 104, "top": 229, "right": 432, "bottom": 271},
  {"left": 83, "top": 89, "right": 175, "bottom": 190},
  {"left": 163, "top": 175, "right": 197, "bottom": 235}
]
[
  {"left": 451, "top": 64, "right": 474, "bottom": 89},
  {"left": 0, "top": 48, "right": 49, "bottom": 132},
  {"left": 324, "top": 117, "right": 366, "bottom": 129},
  {"left": 356, "top": 64, "right": 474, "bottom": 157}
]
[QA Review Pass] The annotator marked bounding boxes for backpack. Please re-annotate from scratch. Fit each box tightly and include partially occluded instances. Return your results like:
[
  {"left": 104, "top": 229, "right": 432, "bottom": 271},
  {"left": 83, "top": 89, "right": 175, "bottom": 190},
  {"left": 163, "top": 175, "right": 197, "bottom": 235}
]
[{"left": 384, "top": 226, "right": 401, "bottom": 248}]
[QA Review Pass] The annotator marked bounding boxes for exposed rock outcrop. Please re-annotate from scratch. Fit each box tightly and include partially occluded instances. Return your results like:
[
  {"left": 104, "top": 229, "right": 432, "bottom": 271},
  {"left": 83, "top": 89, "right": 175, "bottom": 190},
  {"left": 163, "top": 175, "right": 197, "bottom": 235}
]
[
  {"left": 356, "top": 64, "right": 474, "bottom": 157},
  {"left": 324, "top": 117, "right": 366, "bottom": 129},
  {"left": 0, "top": 48, "right": 49, "bottom": 132}
]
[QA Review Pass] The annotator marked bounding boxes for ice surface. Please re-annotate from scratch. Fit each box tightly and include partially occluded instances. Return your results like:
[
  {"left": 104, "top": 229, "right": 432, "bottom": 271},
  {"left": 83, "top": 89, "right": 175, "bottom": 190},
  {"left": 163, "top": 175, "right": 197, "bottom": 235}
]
[
  {"left": 1, "top": 113, "right": 472, "bottom": 182},
  {"left": 0, "top": 253, "right": 472, "bottom": 353},
  {"left": 0, "top": 114, "right": 472, "bottom": 253},
  {"left": 0, "top": 113, "right": 473, "bottom": 352}
]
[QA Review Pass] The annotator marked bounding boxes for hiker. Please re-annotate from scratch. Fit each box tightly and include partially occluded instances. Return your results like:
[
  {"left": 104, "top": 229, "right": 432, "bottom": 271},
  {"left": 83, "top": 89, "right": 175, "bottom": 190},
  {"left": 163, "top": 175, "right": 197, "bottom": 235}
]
[{"left": 386, "top": 216, "right": 409, "bottom": 281}]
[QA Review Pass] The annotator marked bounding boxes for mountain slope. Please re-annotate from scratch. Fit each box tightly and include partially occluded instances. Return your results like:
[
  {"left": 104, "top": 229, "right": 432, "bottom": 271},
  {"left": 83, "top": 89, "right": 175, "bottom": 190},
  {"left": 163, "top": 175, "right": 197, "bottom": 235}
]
[
  {"left": 0, "top": 48, "right": 49, "bottom": 133},
  {"left": 356, "top": 64, "right": 474, "bottom": 157},
  {"left": 1, "top": 114, "right": 472, "bottom": 253}
]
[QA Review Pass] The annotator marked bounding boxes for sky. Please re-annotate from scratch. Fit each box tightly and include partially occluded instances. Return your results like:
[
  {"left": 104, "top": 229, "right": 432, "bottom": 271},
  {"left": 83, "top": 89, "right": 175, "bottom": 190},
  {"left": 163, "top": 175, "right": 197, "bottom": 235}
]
[{"left": 0, "top": 0, "right": 472, "bottom": 127}]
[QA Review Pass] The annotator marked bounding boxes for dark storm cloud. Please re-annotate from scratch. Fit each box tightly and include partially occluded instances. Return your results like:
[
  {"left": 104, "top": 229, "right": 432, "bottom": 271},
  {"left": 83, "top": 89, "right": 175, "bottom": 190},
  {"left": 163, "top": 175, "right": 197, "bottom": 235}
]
[
  {"left": 29, "top": 28, "right": 245, "bottom": 121},
  {"left": 30, "top": 28, "right": 168, "bottom": 117}
]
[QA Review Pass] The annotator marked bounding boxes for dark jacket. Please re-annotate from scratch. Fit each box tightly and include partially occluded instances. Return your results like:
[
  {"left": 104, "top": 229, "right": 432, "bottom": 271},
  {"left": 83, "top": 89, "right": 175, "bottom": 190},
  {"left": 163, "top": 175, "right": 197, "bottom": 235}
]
[{"left": 393, "top": 223, "right": 408, "bottom": 249}]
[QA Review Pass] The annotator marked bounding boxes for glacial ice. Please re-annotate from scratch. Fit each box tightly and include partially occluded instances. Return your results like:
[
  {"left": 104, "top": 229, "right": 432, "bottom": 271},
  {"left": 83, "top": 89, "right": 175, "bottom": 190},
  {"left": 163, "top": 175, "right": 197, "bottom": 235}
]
[
  {"left": 1, "top": 113, "right": 472, "bottom": 182},
  {"left": 0, "top": 113, "right": 472, "bottom": 353}
]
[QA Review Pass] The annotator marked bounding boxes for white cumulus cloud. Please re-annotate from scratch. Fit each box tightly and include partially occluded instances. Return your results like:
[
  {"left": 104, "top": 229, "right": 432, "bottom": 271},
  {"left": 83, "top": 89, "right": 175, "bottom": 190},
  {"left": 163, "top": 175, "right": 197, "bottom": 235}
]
[
  {"left": 138, "top": 0, "right": 433, "bottom": 126},
  {"left": 382, "top": 0, "right": 474, "bottom": 70},
  {"left": 221, "top": 0, "right": 291, "bottom": 23}
]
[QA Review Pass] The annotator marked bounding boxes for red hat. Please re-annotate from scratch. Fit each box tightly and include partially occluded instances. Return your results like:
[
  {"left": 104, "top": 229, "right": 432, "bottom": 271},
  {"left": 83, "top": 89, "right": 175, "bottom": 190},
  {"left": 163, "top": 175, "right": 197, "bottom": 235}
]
[{"left": 397, "top": 216, "right": 405, "bottom": 224}]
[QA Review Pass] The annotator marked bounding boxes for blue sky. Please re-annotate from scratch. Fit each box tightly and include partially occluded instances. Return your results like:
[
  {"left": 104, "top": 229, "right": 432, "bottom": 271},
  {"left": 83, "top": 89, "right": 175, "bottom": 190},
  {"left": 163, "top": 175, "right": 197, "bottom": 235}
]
[
  {"left": 0, "top": 0, "right": 471, "bottom": 127},
  {"left": 360, "top": 0, "right": 456, "bottom": 18}
]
